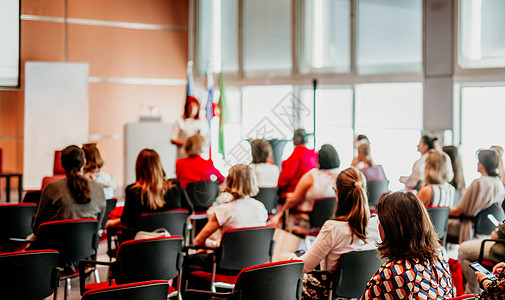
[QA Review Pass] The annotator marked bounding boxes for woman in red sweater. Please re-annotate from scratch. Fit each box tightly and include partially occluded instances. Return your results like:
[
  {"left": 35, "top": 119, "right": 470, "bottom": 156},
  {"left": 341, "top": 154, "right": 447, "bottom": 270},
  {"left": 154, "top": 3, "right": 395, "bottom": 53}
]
[{"left": 176, "top": 134, "right": 224, "bottom": 189}]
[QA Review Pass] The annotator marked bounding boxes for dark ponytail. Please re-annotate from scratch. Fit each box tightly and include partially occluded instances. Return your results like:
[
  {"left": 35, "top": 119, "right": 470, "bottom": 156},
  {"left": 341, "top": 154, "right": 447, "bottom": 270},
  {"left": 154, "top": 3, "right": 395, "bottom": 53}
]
[{"left": 61, "top": 145, "right": 91, "bottom": 204}]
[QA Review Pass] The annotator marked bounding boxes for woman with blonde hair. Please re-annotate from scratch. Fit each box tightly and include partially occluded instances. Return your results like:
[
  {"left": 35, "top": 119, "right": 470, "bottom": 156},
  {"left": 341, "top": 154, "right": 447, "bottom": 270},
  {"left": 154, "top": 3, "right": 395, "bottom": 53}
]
[
  {"left": 361, "top": 191, "right": 453, "bottom": 299},
  {"left": 417, "top": 150, "right": 455, "bottom": 207},
  {"left": 106, "top": 149, "right": 192, "bottom": 237}
]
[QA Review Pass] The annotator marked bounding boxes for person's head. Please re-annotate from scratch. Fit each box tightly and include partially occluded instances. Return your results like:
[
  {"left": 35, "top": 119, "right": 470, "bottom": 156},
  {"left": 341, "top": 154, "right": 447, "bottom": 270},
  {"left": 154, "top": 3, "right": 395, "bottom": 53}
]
[
  {"left": 376, "top": 191, "right": 440, "bottom": 263},
  {"left": 134, "top": 149, "right": 167, "bottom": 209},
  {"left": 251, "top": 139, "right": 273, "bottom": 164},
  {"left": 491, "top": 145, "right": 505, "bottom": 184},
  {"left": 82, "top": 143, "right": 104, "bottom": 173},
  {"left": 183, "top": 96, "right": 201, "bottom": 119},
  {"left": 318, "top": 144, "right": 340, "bottom": 170},
  {"left": 477, "top": 149, "right": 500, "bottom": 177},
  {"left": 61, "top": 145, "right": 91, "bottom": 204},
  {"left": 224, "top": 164, "right": 259, "bottom": 200},
  {"left": 184, "top": 134, "right": 205, "bottom": 156},
  {"left": 418, "top": 135, "right": 438, "bottom": 154},
  {"left": 357, "top": 143, "right": 373, "bottom": 166},
  {"left": 293, "top": 129, "right": 307, "bottom": 146},
  {"left": 442, "top": 145, "right": 466, "bottom": 190},
  {"left": 424, "top": 150, "right": 449, "bottom": 185},
  {"left": 354, "top": 134, "right": 370, "bottom": 149},
  {"left": 334, "top": 167, "right": 369, "bottom": 242}
]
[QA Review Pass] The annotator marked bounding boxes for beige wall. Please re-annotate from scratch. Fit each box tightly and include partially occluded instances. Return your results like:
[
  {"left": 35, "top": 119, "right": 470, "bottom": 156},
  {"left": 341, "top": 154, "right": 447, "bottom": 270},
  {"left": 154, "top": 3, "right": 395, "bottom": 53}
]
[{"left": 0, "top": 0, "right": 188, "bottom": 191}]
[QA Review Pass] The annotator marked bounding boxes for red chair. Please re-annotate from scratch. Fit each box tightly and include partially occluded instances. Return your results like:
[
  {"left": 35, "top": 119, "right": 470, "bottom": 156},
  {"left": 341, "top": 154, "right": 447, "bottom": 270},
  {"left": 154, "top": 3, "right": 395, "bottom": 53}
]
[
  {"left": 447, "top": 295, "right": 475, "bottom": 300},
  {"left": 81, "top": 280, "right": 170, "bottom": 300},
  {"left": 0, "top": 250, "right": 59, "bottom": 300},
  {"left": 185, "top": 260, "right": 304, "bottom": 300},
  {"left": 41, "top": 150, "right": 66, "bottom": 190},
  {"left": 0, "top": 203, "right": 37, "bottom": 252},
  {"left": 80, "top": 236, "right": 184, "bottom": 298},
  {"left": 186, "top": 226, "right": 275, "bottom": 292},
  {"left": 478, "top": 238, "right": 505, "bottom": 270},
  {"left": 32, "top": 218, "right": 100, "bottom": 300}
]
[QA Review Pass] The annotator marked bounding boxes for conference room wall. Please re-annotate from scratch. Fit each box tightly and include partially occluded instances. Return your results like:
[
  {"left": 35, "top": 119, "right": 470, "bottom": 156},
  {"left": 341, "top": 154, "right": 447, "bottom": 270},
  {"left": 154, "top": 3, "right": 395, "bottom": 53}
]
[{"left": 0, "top": 0, "right": 188, "bottom": 193}]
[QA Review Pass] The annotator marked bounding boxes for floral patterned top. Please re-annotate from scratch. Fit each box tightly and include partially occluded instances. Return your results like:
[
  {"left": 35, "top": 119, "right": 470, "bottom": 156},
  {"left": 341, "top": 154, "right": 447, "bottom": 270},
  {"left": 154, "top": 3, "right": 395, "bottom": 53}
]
[
  {"left": 361, "top": 254, "right": 453, "bottom": 300},
  {"left": 478, "top": 268, "right": 505, "bottom": 300}
]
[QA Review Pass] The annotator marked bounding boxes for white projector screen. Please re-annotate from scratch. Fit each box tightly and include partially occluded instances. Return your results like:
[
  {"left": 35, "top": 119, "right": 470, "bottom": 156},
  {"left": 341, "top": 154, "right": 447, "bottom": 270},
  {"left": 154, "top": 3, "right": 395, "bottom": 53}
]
[{"left": 0, "top": 0, "right": 20, "bottom": 87}]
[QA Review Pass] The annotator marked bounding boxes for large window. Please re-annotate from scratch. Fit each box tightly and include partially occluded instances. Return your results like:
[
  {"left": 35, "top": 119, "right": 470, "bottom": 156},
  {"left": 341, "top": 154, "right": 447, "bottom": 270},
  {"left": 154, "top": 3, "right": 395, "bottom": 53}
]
[
  {"left": 459, "top": 0, "right": 505, "bottom": 69},
  {"left": 243, "top": 0, "right": 292, "bottom": 77},
  {"left": 299, "top": 0, "right": 350, "bottom": 74},
  {"left": 460, "top": 86, "right": 505, "bottom": 184},
  {"left": 357, "top": 0, "right": 422, "bottom": 74},
  {"left": 355, "top": 83, "right": 423, "bottom": 191}
]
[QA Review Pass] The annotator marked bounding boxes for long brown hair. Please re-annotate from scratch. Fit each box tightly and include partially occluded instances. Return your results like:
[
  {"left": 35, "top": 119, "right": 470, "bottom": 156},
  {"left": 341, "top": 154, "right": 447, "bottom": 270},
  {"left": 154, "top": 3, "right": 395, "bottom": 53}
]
[
  {"left": 251, "top": 139, "right": 273, "bottom": 164},
  {"left": 224, "top": 164, "right": 259, "bottom": 200},
  {"left": 442, "top": 146, "right": 466, "bottom": 190},
  {"left": 334, "top": 167, "right": 369, "bottom": 243},
  {"left": 82, "top": 143, "right": 104, "bottom": 173},
  {"left": 133, "top": 149, "right": 167, "bottom": 210},
  {"left": 61, "top": 145, "right": 91, "bottom": 204},
  {"left": 377, "top": 191, "right": 440, "bottom": 264},
  {"left": 424, "top": 150, "right": 448, "bottom": 185}
]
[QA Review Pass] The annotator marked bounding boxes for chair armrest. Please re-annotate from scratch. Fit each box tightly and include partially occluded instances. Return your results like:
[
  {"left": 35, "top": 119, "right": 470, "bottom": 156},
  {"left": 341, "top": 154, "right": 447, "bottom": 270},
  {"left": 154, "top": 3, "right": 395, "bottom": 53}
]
[
  {"left": 79, "top": 259, "right": 116, "bottom": 295},
  {"left": 478, "top": 239, "right": 505, "bottom": 264},
  {"left": 184, "top": 289, "right": 231, "bottom": 300},
  {"left": 183, "top": 245, "right": 217, "bottom": 252},
  {"left": 9, "top": 238, "right": 33, "bottom": 243}
]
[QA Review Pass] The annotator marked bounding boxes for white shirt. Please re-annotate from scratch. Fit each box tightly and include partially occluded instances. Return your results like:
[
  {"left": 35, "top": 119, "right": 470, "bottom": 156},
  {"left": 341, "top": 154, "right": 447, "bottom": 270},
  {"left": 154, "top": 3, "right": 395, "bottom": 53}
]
[
  {"left": 170, "top": 117, "right": 209, "bottom": 160},
  {"left": 400, "top": 153, "right": 427, "bottom": 189},
  {"left": 249, "top": 163, "right": 280, "bottom": 188},
  {"left": 298, "top": 168, "right": 339, "bottom": 212},
  {"left": 212, "top": 198, "right": 268, "bottom": 234}
]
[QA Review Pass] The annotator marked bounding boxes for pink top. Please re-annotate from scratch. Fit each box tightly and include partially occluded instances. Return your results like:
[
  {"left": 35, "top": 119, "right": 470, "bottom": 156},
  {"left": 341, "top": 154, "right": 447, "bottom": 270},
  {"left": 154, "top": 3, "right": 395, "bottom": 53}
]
[
  {"left": 176, "top": 155, "right": 224, "bottom": 189},
  {"left": 278, "top": 146, "right": 318, "bottom": 197}
]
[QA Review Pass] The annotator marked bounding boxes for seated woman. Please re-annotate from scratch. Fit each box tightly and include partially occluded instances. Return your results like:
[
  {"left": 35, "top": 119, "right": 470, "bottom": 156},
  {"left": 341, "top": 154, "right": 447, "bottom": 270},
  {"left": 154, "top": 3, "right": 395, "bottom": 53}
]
[
  {"left": 459, "top": 200, "right": 505, "bottom": 294},
  {"left": 82, "top": 143, "right": 116, "bottom": 199},
  {"left": 476, "top": 262, "right": 505, "bottom": 299},
  {"left": 442, "top": 145, "right": 466, "bottom": 205},
  {"left": 352, "top": 142, "right": 387, "bottom": 182},
  {"left": 418, "top": 150, "right": 455, "bottom": 207},
  {"left": 176, "top": 134, "right": 224, "bottom": 189},
  {"left": 33, "top": 145, "right": 106, "bottom": 232},
  {"left": 448, "top": 149, "right": 505, "bottom": 244},
  {"left": 194, "top": 164, "right": 268, "bottom": 247},
  {"left": 249, "top": 139, "right": 280, "bottom": 188},
  {"left": 400, "top": 134, "right": 438, "bottom": 190},
  {"left": 280, "top": 144, "right": 340, "bottom": 232},
  {"left": 298, "top": 167, "right": 370, "bottom": 299},
  {"left": 105, "top": 149, "right": 193, "bottom": 239},
  {"left": 361, "top": 191, "right": 453, "bottom": 299}
]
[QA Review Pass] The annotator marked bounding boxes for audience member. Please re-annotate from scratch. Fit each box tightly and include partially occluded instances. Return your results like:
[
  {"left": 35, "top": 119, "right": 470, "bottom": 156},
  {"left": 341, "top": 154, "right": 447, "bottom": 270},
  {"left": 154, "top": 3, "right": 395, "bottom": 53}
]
[
  {"left": 170, "top": 96, "right": 209, "bottom": 161},
  {"left": 448, "top": 149, "right": 505, "bottom": 243},
  {"left": 278, "top": 129, "right": 317, "bottom": 199},
  {"left": 176, "top": 134, "right": 224, "bottom": 189},
  {"left": 459, "top": 200, "right": 505, "bottom": 294},
  {"left": 442, "top": 145, "right": 466, "bottom": 205},
  {"left": 279, "top": 144, "right": 339, "bottom": 232},
  {"left": 298, "top": 167, "right": 370, "bottom": 299},
  {"left": 105, "top": 149, "right": 193, "bottom": 239},
  {"left": 418, "top": 150, "right": 455, "bottom": 207},
  {"left": 33, "top": 145, "right": 106, "bottom": 232},
  {"left": 476, "top": 262, "right": 505, "bottom": 299},
  {"left": 361, "top": 191, "right": 453, "bottom": 299},
  {"left": 82, "top": 143, "right": 115, "bottom": 199},
  {"left": 249, "top": 139, "right": 280, "bottom": 188},
  {"left": 353, "top": 142, "right": 387, "bottom": 182},
  {"left": 491, "top": 145, "right": 505, "bottom": 186},
  {"left": 400, "top": 134, "right": 438, "bottom": 190}
]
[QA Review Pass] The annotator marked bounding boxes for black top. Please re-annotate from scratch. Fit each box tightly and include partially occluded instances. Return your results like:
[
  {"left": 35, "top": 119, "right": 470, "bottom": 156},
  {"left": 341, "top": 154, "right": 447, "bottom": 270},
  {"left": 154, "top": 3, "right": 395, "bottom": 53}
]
[{"left": 120, "top": 180, "right": 193, "bottom": 230}]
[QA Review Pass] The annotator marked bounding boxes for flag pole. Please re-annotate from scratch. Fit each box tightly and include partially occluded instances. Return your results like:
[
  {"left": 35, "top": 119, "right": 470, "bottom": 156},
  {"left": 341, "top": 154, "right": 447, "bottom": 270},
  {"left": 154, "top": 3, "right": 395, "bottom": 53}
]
[{"left": 313, "top": 78, "right": 317, "bottom": 149}]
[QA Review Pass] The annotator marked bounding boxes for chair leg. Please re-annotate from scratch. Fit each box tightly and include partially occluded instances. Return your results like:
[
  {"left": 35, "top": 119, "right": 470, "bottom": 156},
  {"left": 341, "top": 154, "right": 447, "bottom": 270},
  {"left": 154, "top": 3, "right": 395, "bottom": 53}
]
[
  {"left": 53, "top": 286, "right": 58, "bottom": 300},
  {"left": 64, "top": 278, "right": 71, "bottom": 300},
  {"left": 94, "top": 268, "right": 101, "bottom": 283},
  {"left": 210, "top": 262, "right": 217, "bottom": 293}
]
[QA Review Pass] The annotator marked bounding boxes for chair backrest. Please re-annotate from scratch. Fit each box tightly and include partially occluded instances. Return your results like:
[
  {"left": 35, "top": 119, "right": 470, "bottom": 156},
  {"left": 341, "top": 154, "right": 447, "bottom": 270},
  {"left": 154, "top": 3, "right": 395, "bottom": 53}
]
[
  {"left": 0, "top": 250, "right": 59, "bottom": 300},
  {"left": 255, "top": 187, "right": 279, "bottom": 213},
  {"left": 218, "top": 226, "right": 275, "bottom": 271},
  {"left": 35, "top": 218, "right": 99, "bottom": 268},
  {"left": 474, "top": 203, "right": 505, "bottom": 235},
  {"left": 81, "top": 280, "right": 170, "bottom": 300},
  {"left": 115, "top": 236, "right": 183, "bottom": 284},
  {"left": 139, "top": 209, "right": 189, "bottom": 237},
  {"left": 233, "top": 260, "right": 304, "bottom": 300},
  {"left": 22, "top": 190, "right": 43, "bottom": 205},
  {"left": 309, "top": 197, "right": 337, "bottom": 229},
  {"left": 185, "top": 181, "right": 220, "bottom": 212},
  {"left": 333, "top": 249, "right": 382, "bottom": 298},
  {"left": 367, "top": 180, "right": 389, "bottom": 207},
  {"left": 427, "top": 206, "right": 450, "bottom": 240},
  {"left": 53, "top": 150, "right": 65, "bottom": 175},
  {"left": 100, "top": 198, "right": 118, "bottom": 230},
  {"left": 0, "top": 203, "right": 37, "bottom": 250}
]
